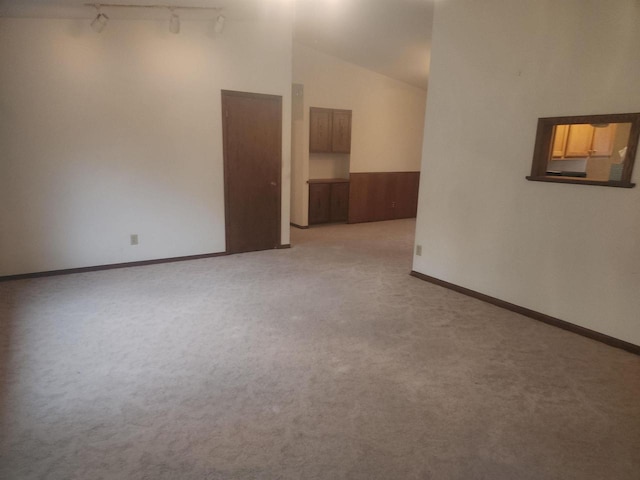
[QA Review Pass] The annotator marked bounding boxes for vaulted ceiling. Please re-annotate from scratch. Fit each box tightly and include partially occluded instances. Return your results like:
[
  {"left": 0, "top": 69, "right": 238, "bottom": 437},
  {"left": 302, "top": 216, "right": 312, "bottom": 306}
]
[
  {"left": 294, "top": 0, "right": 432, "bottom": 89},
  {"left": 0, "top": 0, "right": 433, "bottom": 89}
]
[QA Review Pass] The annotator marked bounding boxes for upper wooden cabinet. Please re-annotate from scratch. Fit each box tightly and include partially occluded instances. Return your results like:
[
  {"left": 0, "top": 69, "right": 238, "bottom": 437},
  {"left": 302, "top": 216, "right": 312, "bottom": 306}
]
[
  {"left": 309, "top": 108, "right": 333, "bottom": 153},
  {"left": 552, "top": 123, "right": 617, "bottom": 158},
  {"left": 551, "top": 124, "right": 569, "bottom": 158},
  {"left": 331, "top": 110, "right": 352, "bottom": 153},
  {"left": 564, "top": 124, "right": 594, "bottom": 157},
  {"left": 309, "top": 107, "right": 352, "bottom": 154},
  {"left": 591, "top": 123, "right": 617, "bottom": 157}
]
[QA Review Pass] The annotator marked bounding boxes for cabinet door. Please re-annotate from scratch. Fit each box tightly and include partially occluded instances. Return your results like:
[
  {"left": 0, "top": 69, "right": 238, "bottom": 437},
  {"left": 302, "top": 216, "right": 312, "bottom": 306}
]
[
  {"left": 564, "top": 124, "right": 594, "bottom": 157},
  {"left": 590, "top": 124, "right": 616, "bottom": 157},
  {"left": 551, "top": 124, "right": 569, "bottom": 158},
  {"left": 309, "top": 108, "right": 332, "bottom": 153},
  {"left": 330, "top": 183, "right": 349, "bottom": 222},
  {"left": 309, "top": 183, "right": 331, "bottom": 224},
  {"left": 331, "top": 110, "right": 352, "bottom": 153}
]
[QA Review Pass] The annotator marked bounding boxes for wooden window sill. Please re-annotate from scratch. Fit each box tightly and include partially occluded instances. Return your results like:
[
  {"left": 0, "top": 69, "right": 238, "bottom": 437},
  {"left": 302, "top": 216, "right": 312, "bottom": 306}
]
[{"left": 526, "top": 176, "right": 635, "bottom": 188}]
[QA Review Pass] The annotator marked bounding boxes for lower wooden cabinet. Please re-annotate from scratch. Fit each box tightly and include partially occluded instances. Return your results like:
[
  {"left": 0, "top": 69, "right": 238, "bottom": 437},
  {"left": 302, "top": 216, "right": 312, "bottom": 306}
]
[
  {"left": 308, "top": 173, "right": 419, "bottom": 226},
  {"left": 330, "top": 182, "right": 349, "bottom": 222},
  {"left": 308, "top": 179, "right": 349, "bottom": 225},
  {"left": 309, "top": 183, "right": 331, "bottom": 224}
]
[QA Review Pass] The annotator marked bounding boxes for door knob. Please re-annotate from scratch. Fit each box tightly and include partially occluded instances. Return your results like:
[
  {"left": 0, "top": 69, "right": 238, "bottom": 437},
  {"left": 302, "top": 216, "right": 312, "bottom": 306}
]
[{"left": 270, "top": 181, "right": 277, "bottom": 186}]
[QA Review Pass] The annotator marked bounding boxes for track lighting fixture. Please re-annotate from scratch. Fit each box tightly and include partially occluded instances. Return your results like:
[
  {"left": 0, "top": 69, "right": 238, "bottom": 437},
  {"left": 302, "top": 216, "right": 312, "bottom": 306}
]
[
  {"left": 90, "top": 5, "right": 109, "bottom": 33},
  {"left": 85, "top": 3, "right": 224, "bottom": 35},
  {"left": 169, "top": 9, "right": 180, "bottom": 34},
  {"left": 214, "top": 14, "right": 225, "bottom": 34}
]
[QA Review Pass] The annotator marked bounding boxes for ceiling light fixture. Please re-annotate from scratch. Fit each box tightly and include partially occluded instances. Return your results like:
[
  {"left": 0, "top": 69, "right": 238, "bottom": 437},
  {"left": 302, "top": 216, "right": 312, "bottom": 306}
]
[
  {"left": 90, "top": 4, "right": 109, "bottom": 33},
  {"left": 169, "top": 8, "right": 180, "bottom": 34},
  {"left": 85, "top": 3, "right": 224, "bottom": 34},
  {"left": 214, "top": 14, "right": 225, "bottom": 34}
]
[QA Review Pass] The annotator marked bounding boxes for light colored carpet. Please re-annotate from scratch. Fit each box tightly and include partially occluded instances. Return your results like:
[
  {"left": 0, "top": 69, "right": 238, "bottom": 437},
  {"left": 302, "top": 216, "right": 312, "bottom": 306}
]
[{"left": 1, "top": 219, "right": 639, "bottom": 480}]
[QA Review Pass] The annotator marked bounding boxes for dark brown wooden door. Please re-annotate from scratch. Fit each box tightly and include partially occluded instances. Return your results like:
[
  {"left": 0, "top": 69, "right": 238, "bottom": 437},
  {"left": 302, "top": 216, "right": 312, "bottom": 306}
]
[
  {"left": 309, "top": 183, "right": 331, "bottom": 224},
  {"left": 309, "top": 107, "right": 333, "bottom": 153},
  {"left": 222, "top": 90, "right": 281, "bottom": 254},
  {"left": 331, "top": 110, "right": 352, "bottom": 153},
  {"left": 330, "top": 183, "right": 349, "bottom": 222}
]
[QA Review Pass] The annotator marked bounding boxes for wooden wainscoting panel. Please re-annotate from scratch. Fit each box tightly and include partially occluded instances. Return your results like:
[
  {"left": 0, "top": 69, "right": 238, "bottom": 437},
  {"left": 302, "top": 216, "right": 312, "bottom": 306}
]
[
  {"left": 393, "top": 172, "right": 421, "bottom": 219},
  {"left": 348, "top": 173, "right": 374, "bottom": 223},
  {"left": 348, "top": 172, "right": 420, "bottom": 223}
]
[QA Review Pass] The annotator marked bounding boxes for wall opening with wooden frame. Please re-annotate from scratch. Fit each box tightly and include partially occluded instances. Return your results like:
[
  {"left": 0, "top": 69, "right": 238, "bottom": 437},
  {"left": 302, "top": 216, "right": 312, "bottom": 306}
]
[{"left": 527, "top": 112, "right": 640, "bottom": 188}]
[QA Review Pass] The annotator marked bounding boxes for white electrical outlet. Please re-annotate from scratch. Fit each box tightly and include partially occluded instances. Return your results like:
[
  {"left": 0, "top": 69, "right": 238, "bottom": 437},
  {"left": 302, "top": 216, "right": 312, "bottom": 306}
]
[
  {"left": 130, "top": 234, "right": 139, "bottom": 246},
  {"left": 415, "top": 244, "right": 422, "bottom": 256}
]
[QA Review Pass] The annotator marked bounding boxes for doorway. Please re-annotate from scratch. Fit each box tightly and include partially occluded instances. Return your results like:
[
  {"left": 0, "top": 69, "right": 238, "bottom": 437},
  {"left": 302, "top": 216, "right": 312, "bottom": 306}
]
[{"left": 221, "top": 90, "right": 282, "bottom": 254}]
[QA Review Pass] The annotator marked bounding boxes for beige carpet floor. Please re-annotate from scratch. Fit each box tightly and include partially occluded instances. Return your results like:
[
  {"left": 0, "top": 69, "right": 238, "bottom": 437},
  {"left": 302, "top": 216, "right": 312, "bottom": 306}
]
[{"left": 1, "top": 219, "right": 639, "bottom": 479}]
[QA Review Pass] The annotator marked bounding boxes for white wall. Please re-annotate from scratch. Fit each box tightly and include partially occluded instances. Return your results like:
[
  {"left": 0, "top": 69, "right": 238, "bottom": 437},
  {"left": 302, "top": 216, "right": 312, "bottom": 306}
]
[
  {"left": 0, "top": 12, "right": 292, "bottom": 276},
  {"left": 291, "top": 43, "right": 427, "bottom": 226},
  {"left": 413, "top": 0, "right": 640, "bottom": 345}
]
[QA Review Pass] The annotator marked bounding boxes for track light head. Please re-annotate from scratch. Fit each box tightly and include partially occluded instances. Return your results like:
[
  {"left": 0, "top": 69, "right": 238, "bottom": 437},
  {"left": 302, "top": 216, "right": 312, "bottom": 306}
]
[
  {"left": 90, "top": 5, "right": 109, "bottom": 33},
  {"left": 214, "top": 14, "right": 225, "bottom": 34},
  {"left": 84, "top": 4, "right": 224, "bottom": 35},
  {"left": 169, "top": 10, "right": 180, "bottom": 34}
]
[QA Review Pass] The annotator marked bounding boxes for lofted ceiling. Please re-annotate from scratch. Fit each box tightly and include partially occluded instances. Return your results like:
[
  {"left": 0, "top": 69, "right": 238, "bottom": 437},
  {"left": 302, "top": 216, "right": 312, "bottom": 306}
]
[
  {"left": 0, "top": 0, "right": 433, "bottom": 89},
  {"left": 294, "top": 0, "right": 433, "bottom": 89}
]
